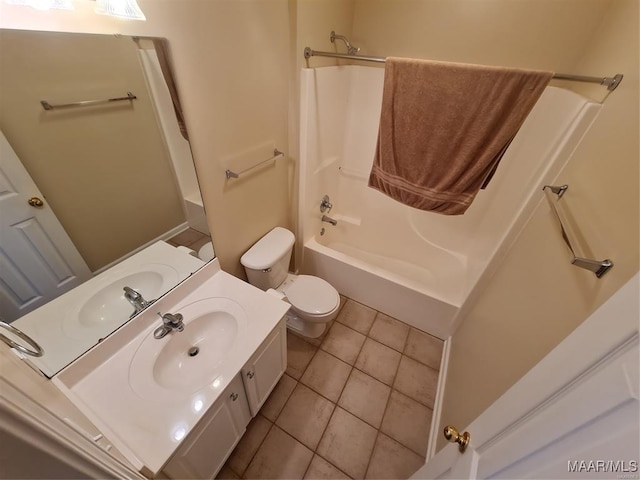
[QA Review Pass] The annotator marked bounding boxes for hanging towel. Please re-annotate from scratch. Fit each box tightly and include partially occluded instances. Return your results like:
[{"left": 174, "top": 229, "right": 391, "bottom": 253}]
[{"left": 368, "top": 58, "right": 553, "bottom": 215}]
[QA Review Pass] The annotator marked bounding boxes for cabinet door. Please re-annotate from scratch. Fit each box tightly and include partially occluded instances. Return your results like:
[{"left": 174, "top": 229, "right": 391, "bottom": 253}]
[
  {"left": 163, "top": 375, "right": 250, "bottom": 479},
  {"left": 242, "top": 319, "right": 287, "bottom": 416}
]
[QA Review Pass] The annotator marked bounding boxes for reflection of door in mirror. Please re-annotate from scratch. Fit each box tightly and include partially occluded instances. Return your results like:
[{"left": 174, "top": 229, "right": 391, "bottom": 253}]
[
  {"left": 0, "top": 130, "right": 92, "bottom": 321},
  {"left": 0, "top": 30, "right": 211, "bottom": 323}
]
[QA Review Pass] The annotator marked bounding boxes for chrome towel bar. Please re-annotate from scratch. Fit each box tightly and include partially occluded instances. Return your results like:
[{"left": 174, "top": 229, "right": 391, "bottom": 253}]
[
  {"left": 543, "top": 184, "right": 613, "bottom": 278},
  {"left": 40, "top": 91, "right": 137, "bottom": 111},
  {"left": 0, "top": 320, "right": 44, "bottom": 357},
  {"left": 225, "top": 148, "right": 284, "bottom": 179}
]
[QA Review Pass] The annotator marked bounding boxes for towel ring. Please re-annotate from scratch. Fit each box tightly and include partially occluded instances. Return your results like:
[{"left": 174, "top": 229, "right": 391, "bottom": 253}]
[{"left": 0, "top": 320, "right": 44, "bottom": 357}]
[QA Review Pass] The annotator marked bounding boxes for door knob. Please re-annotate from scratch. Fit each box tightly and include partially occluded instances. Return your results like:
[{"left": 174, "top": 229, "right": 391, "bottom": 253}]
[
  {"left": 443, "top": 425, "right": 470, "bottom": 453},
  {"left": 28, "top": 197, "right": 44, "bottom": 208}
]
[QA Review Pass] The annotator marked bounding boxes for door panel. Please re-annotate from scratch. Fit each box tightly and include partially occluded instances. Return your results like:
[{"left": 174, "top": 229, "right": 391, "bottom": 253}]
[{"left": 0, "top": 130, "right": 90, "bottom": 321}]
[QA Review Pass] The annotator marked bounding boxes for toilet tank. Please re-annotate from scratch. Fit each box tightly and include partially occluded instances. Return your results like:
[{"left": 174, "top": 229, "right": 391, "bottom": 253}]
[{"left": 240, "top": 227, "right": 295, "bottom": 291}]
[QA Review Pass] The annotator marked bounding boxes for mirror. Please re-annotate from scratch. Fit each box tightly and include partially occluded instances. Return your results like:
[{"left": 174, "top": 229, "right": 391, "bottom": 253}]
[{"left": 0, "top": 29, "right": 212, "bottom": 377}]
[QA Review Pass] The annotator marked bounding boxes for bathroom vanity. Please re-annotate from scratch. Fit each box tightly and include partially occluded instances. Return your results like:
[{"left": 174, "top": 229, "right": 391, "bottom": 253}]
[{"left": 52, "top": 258, "right": 290, "bottom": 478}]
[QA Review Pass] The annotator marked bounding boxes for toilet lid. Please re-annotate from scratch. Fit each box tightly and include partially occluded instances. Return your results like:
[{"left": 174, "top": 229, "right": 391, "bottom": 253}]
[{"left": 284, "top": 275, "right": 339, "bottom": 315}]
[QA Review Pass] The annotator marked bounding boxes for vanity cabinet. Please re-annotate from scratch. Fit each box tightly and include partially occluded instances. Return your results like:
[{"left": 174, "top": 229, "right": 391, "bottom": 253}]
[
  {"left": 162, "top": 374, "right": 250, "bottom": 480},
  {"left": 242, "top": 319, "right": 287, "bottom": 416},
  {"left": 161, "top": 319, "right": 286, "bottom": 479}
]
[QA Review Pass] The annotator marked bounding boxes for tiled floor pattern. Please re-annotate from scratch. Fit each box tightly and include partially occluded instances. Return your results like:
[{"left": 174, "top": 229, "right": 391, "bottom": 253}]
[
  {"left": 167, "top": 228, "right": 212, "bottom": 254},
  {"left": 218, "top": 297, "right": 444, "bottom": 480}
]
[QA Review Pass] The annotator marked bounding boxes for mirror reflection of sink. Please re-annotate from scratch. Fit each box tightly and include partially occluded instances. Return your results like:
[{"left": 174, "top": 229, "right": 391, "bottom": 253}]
[
  {"left": 79, "top": 271, "right": 162, "bottom": 326},
  {"left": 129, "top": 298, "right": 247, "bottom": 401},
  {"left": 62, "top": 263, "right": 180, "bottom": 341}
]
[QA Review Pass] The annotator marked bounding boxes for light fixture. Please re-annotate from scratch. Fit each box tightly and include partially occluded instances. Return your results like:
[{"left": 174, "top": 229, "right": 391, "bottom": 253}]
[
  {"left": 94, "top": 0, "right": 145, "bottom": 20},
  {"left": 3, "top": 0, "right": 73, "bottom": 10}
]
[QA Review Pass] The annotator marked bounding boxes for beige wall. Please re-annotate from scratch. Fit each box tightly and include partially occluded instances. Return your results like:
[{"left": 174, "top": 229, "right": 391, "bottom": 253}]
[
  {"left": 0, "top": 0, "right": 292, "bottom": 278},
  {"left": 0, "top": 30, "right": 185, "bottom": 271},
  {"left": 438, "top": 0, "right": 639, "bottom": 449}
]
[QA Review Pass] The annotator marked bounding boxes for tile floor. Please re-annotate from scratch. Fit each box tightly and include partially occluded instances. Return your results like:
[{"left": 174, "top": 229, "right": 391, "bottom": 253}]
[
  {"left": 167, "top": 228, "right": 211, "bottom": 253},
  {"left": 217, "top": 297, "right": 444, "bottom": 480}
]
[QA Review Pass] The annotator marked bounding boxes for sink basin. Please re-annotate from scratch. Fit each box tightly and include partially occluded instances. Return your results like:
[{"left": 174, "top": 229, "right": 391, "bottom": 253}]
[
  {"left": 62, "top": 264, "right": 179, "bottom": 341},
  {"left": 129, "top": 298, "right": 247, "bottom": 401}
]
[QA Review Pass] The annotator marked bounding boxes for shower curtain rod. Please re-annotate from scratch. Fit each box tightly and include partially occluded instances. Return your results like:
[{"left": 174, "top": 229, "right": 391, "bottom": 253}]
[{"left": 303, "top": 47, "right": 624, "bottom": 91}]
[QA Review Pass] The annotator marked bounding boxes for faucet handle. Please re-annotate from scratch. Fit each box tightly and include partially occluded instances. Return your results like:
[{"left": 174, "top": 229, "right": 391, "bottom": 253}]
[
  {"left": 160, "top": 312, "right": 183, "bottom": 327},
  {"left": 320, "top": 195, "right": 333, "bottom": 213}
]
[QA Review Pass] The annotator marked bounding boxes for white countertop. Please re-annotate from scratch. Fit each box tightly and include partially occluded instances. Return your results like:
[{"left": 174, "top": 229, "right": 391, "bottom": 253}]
[
  {"left": 14, "top": 241, "right": 205, "bottom": 376},
  {"left": 54, "top": 259, "right": 290, "bottom": 476}
]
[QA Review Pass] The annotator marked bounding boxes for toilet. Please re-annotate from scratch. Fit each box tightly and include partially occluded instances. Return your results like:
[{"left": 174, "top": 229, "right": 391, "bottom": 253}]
[{"left": 240, "top": 227, "right": 340, "bottom": 338}]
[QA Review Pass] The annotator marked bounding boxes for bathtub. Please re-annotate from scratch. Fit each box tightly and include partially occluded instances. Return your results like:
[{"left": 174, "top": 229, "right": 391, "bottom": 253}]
[{"left": 298, "top": 66, "right": 601, "bottom": 338}]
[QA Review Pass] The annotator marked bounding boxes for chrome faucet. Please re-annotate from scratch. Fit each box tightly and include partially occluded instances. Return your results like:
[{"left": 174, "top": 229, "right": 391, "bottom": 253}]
[
  {"left": 321, "top": 215, "right": 338, "bottom": 226},
  {"left": 123, "top": 286, "right": 154, "bottom": 318},
  {"left": 153, "top": 312, "right": 184, "bottom": 339},
  {"left": 320, "top": 194, "right": 333, "bottom": 213}
]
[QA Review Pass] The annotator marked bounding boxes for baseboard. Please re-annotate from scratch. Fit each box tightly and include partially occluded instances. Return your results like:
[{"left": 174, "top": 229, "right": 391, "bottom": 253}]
[{"left": 426, "top": 336, "right": 451, "bottom": 461}]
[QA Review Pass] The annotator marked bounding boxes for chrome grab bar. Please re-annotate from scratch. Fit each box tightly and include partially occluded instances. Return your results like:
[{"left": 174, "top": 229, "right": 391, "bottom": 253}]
[
  {"left": 40, "top": 92, "right": 137, "bottom": 111},
  {"left": 225, "top": 148, "right": 285, "bottom": 179},
  {"left": 543, "top": 184, "right": 613, "bottom": 278},
  {"left": 0, "top": 320, "right": 44, "bottom": 357}
]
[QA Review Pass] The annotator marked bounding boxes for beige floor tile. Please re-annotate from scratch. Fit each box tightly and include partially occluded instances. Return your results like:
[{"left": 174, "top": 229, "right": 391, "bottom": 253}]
[
  {"left": 338, "top": 369, "right": 391, "bottom": 428},
  {"left": 227, "top": 415, "right": 272, "bottom": 476},
  {"left": 404, "top": 328, "right": 444, "bottom": 370},
  {"left": 320, "top": 322, "right": 366, "bottom": 365},
  {"left": 169, "top": 228, "right": 205, "bottom": 246},
  {"left": 275, "top": 383, "right": 335, "bottom": 450},
  {"left": 316, "top": 407, "right": 378, "bottom": 479},
  {"left": 380, "top": 390, "right": 432, "bottom": 456},
  {"left": 355, "top": 338, "right": 402, "bottom": 385},
  {"left": 244, "top": 426, "right": 313, "bottom": 479},
  {"left": 336, "top": 299, "right": 377, "bottom": 335},
  {"left": 365, "top": 433, "right": 425, "bottom": 479},
  {"left": 301, "top": 350, "right": 352, "bottom": 402},
  {"left": 304, "top": 455, "right": 350, "bottom": 479},
  {"left": 189, "top": 236, "right": 212, "bottom": 252},
  {"left": 260, "top": 373, "right": 297, "bottom": 422},
  {"left": 286, "top": 331, "right": 318, "bottom": 379},
  {"left": 369, "top": 313, "right": 410, "bottom": 352},
  {"left": 216, "top": 463, "right": 241, "bottom": 479},
  {"left": 394, "top": 356, "right": 439, "bottom": 407}
]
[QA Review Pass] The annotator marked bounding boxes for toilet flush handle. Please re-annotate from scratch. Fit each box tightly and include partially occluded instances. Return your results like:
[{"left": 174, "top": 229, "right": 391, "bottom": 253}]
[{"left": 262, "top": 268, "right": 272, "bottom": 273}]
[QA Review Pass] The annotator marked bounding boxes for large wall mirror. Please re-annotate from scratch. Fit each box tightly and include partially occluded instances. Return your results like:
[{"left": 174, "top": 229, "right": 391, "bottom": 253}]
[{"left": 0, "top": 29, "right": 211, "bottom": 377}]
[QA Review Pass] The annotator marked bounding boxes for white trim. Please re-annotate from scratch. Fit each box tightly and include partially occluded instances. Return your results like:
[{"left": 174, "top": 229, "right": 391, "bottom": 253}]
[
  {"left": 0, "top": 377, "right": 145, "bottom": 479},
  {"left": 426, "top": 336, "right": 451, "bottom": 461}
]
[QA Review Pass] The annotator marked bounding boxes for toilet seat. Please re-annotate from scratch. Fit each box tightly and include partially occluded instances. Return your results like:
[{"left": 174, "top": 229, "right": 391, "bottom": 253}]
[{"left": 281, "top": 275, "right": 339, "bottom": 316}]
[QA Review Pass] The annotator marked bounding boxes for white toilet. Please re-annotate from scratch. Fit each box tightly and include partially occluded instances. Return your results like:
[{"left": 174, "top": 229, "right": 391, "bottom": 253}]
[{"left": 240, "top": 227, "right": 340, "bottom": 338}]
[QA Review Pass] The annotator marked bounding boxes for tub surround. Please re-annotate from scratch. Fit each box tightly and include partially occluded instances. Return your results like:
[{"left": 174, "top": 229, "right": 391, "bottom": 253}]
[
  {"left": 53, "top": 258, "right": 290, "bottom": 477},
  {"left": 299, "top": 66, "right": 601, "bottom": 337}
]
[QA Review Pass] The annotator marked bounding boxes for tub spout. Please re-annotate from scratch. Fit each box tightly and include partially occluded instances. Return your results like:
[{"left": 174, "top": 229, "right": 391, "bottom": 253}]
[{"left": 322, "top": 215, "right": 338, "bottom": 226}]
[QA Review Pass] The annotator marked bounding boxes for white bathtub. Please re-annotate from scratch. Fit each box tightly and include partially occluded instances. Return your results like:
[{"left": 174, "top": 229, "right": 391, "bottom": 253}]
[{"left": 298, "top": 66, "right": 601, "bottom": 338}]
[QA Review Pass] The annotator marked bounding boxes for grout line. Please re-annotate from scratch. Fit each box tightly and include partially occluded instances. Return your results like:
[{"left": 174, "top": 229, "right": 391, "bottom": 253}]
[{"left": 234, "top": 417, "right": 274, "bottom": 478}]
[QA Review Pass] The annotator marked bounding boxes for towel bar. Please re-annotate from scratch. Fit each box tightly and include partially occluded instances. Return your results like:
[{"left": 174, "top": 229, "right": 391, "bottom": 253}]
[
  {"left": 225, "top": 149, "right": 284, "bottom": 179},
  {"left": 40, "top": 92, "right": 137, "bottom": 111},
  {"left": 543, "top": 184, "right": 613, "bottom": 278}
]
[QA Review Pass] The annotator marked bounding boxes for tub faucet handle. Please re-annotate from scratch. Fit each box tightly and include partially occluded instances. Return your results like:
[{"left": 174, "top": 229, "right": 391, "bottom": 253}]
[{"left": 320, "top": 195, "right": 332, "bottom": 213}]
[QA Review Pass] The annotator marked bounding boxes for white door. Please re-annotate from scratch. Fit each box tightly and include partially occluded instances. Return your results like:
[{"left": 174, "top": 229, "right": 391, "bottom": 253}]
[
  {"left": 414, "top": 274, "right": 639, "bottom": 479},
  {"left": 0, "top": 130, "right": 91, "bottom": 321}
]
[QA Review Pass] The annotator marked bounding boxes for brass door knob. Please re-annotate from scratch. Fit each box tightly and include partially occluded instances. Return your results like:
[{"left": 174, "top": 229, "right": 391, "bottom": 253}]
[
  {"left": 443, "top": 425, "right": 470, "bottom": 453},
  {"left": 28, "top": 197, "right": 44, "bottom": 208}
]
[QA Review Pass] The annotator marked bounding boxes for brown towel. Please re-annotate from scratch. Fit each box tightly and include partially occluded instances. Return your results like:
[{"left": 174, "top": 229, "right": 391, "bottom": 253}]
[{"left": 368, "top": 58, "right": 552, "bottom": 215}]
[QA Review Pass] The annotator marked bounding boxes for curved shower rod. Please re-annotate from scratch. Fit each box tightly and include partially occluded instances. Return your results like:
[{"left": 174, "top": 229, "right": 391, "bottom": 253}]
[{"left": 304, "top": 31, "right": 623, "bottom": 91}]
